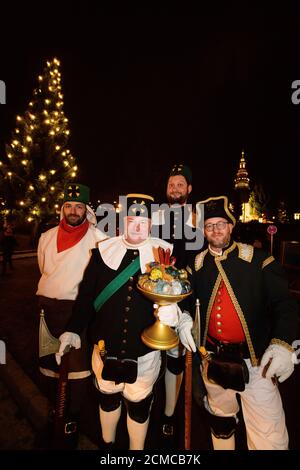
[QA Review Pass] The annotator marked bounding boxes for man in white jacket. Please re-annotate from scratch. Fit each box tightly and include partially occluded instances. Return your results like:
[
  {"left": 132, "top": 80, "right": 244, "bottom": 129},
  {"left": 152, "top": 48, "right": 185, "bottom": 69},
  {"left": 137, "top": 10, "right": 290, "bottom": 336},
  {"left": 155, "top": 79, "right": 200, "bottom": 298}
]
[{"left": 37, "top": 183, "right": 105, "bottom": 447}]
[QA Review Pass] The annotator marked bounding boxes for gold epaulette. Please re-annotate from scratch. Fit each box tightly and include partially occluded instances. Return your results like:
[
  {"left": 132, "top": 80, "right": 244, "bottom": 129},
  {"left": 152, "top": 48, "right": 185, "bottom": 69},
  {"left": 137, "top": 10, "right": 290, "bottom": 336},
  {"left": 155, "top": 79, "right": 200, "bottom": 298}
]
[
  {"left": 237, "top": 243, "right": 254, "bottom": 263},
  {"left": 271, "top": 338, "right": 295, "bottom": 352},
  {"left": 262, "top": 256, "right": 275, "bottom": 269}
]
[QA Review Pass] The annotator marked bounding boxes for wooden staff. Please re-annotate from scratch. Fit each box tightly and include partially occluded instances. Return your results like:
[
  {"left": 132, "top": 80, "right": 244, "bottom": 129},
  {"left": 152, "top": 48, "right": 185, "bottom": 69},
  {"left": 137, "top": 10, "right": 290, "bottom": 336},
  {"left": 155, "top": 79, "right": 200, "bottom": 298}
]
[
  {"left": 185, "top": 299, "right": 201, "bottom": 450},
  {"left": 184, "top": 349, "right": 193, "bottom": 450}
]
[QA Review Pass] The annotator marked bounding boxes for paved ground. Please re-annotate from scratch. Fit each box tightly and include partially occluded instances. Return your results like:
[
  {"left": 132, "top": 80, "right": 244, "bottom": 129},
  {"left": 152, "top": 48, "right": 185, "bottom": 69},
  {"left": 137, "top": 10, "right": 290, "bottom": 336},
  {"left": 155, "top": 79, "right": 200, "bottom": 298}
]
[
  {"left": 0, "top": 379, "right": 35, "bottom": 450},
  {"left": 0, "top": 377, "right": 96, "bottom": 452},
  {"left": 0, "top": 256, "right": 300, "bottom": 454}
]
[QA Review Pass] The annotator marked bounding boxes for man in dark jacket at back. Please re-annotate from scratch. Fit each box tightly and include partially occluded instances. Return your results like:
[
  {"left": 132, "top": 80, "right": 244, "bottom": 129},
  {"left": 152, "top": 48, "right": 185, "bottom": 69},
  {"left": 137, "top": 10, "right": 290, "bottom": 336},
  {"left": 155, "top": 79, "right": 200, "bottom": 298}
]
[{"left": 151, "top": 164, "right": 203, "bottom": 438}]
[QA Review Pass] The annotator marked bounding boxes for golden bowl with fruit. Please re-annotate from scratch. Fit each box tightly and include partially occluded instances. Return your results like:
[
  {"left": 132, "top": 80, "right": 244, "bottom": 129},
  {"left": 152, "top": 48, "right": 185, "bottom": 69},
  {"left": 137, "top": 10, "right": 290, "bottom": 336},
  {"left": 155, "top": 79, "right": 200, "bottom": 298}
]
[{"left": 137, "top": 248, "right": 192, "bottom": 350}]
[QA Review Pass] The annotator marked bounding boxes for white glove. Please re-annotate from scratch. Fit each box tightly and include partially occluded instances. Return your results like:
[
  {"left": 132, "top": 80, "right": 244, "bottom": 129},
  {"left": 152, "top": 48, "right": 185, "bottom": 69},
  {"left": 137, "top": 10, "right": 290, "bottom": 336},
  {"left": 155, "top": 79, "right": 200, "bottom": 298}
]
[
  {"left": 55, "top": 332, "right": 81, "bottom": 365},
  {"left": 178, "top": 312, "right": 196, "bottom": 352},
  {"left": 260, "top": 344, "right": 294, "bottom": 383},
  {"left": 155, "top": 303, "right": 179, "bottom": 327}
]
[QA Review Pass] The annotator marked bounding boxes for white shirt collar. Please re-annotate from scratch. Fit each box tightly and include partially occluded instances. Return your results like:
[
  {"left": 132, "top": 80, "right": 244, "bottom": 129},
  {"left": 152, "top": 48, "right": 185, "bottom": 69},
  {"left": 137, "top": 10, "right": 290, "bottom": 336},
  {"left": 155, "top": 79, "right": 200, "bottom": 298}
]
[
  {"left": 208, "top": 244, "right": 223, "bottom": 256},
  {"left": 98, "top": 235, "right": 173, "bottom": 272}
]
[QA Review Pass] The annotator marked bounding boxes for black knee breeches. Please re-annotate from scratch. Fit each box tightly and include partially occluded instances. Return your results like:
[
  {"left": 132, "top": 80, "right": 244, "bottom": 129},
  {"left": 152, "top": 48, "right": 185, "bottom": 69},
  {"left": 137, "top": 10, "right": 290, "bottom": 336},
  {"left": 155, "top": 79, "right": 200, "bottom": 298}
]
[{"left": 123, "top": 393, "right": 154, "bottom": 424}]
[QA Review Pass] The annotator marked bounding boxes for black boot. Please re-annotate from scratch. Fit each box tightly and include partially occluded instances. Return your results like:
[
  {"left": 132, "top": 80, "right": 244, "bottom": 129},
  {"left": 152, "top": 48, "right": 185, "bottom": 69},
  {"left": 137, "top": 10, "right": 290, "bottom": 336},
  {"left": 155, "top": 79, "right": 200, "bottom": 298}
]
[
  {"left": 63, "top": 417, "right": 79, "bottom": 450},
  {"left": 162, "top": 414, "right": 174, "bottom": 437},
  {"left": 160, "top": 414, "right": 177, "bottom": 449},
  {"left": 50, "top": 411, "right": 79, "bottom": 450},
  {"left": 99, "top": 440, "right": 116, "bottom": 451}
]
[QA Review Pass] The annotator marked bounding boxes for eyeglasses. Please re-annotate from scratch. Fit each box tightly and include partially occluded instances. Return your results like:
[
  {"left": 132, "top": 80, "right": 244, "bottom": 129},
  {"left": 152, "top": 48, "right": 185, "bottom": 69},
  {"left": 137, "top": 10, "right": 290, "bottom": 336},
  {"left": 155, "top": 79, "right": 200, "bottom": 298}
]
[{"left": 204, "top": 221, "right": 229, "bottom": 232}]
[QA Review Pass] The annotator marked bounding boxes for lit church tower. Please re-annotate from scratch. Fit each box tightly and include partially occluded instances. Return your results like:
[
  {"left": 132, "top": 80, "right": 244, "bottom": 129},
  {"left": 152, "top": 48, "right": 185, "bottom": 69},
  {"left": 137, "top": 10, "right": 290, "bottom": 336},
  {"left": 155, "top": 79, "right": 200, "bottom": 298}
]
[
  {"left": 234, "top": 150, "right": 250, "bottom": 194},
  {"left": 234, "top": 150, "right": 256, "bottom": 222}
]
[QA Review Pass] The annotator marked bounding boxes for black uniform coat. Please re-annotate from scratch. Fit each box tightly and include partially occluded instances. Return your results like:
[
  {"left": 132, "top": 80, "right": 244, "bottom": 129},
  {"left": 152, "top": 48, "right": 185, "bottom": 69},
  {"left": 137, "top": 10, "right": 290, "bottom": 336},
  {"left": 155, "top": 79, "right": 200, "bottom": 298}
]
[
  {"left": 184, "top": 241, "right": 298, "bottom": 365},
  {"left": 68, "top": 248, "right": 155, "bottom": 361}
]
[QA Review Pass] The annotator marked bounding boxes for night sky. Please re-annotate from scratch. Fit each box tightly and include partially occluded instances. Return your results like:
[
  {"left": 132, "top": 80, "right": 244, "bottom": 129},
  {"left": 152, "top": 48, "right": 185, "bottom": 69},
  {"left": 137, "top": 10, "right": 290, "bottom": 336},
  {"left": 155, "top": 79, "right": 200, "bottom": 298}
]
[{"left": 1, "top": 4, "right": 300, "bottom": 210}]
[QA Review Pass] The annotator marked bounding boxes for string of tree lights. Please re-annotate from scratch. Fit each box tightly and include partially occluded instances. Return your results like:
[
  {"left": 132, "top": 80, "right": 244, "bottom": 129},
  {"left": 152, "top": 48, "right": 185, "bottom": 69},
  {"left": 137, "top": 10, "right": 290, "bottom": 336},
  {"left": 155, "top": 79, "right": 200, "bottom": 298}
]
[{"left": 0, "top": 57, "right": 78, "bottom": 231}]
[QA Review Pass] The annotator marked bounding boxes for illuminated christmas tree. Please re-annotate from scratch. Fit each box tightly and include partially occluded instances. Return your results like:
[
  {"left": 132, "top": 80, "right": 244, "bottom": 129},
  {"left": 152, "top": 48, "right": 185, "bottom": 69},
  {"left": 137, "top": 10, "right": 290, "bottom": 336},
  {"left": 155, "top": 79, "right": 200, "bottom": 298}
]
[{"left": 0, "top": 57, "right": 78, "bottom": 229}]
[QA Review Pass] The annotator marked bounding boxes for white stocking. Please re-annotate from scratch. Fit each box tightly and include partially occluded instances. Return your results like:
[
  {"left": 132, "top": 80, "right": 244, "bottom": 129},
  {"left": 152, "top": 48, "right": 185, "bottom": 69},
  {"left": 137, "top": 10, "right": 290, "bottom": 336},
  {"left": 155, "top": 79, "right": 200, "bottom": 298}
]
[
  {"left": 99, "top": 405, "right": 121, "bottom": 444},
  {"left": 164, "top": 369, "right": 183, "bottom": 417},
  {"left": 127, "top": 414, "right": 150, "bottom": 450},
  {"left": 211, "top": 432, "right": 235, "bottom": 450}
]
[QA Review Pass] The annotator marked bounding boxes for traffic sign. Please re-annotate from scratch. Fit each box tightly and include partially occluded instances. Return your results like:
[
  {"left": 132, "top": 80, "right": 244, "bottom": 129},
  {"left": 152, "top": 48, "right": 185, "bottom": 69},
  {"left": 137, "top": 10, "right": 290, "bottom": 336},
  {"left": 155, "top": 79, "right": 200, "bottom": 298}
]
[{"left": 267, "top": 225, "right": 277, "bottom": 235}]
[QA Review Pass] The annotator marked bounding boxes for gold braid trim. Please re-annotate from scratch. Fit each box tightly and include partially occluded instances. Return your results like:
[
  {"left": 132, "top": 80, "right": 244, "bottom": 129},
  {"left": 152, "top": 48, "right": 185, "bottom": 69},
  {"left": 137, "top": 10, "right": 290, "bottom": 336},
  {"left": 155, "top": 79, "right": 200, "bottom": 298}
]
[
  {"left": 237, "top": 243, "right": 254, "bottom": 263},
  {"left": 202, "top": 274, "right": 222, "bottom": 346},
  {"left": 186, "top": 265, "right": 192, "bottom": 275},
  {"left": 195, "top": 249, "right": 208, "bottom": 271},
  {"left": 262, "top": 256, "right": 275, "bottom": 269},
  {"left": 214, "top": 242, "right": 237, "bottom": 261},
  {"left": 215, "top": 260, "right": 258, "bottom": 366},
  {"left": 270, "top": 338, "right": 295, "bottom": 352}
]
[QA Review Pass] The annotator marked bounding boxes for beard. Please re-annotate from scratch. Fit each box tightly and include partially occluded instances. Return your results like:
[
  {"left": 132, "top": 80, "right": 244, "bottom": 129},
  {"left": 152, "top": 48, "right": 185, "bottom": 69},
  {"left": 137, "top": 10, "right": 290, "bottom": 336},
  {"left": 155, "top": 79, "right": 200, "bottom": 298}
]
[
  {"left": 65, "top": 212, "right": 86, "bottom": 227},
  {"left": 207, "top": 233, "right": 231, "bottom": 250},
  {"left": 167, "top": 193, "right": 188, "bottom": 205}
]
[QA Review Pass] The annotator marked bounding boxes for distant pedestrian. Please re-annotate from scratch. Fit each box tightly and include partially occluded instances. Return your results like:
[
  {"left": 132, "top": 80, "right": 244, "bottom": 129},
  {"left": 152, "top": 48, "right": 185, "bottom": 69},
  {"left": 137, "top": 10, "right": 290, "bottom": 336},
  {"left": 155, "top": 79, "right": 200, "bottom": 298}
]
[{"left": 1, "top": 223, "right": 17, "bottom": 275}]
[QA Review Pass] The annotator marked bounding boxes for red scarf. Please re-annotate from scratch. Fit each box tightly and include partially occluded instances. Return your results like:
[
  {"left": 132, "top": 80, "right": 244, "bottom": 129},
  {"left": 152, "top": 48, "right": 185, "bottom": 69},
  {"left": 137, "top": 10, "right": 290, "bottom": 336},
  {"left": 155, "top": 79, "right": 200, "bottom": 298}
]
[{"left": 57, "top": 218, "right": 89, "bottom": 253}]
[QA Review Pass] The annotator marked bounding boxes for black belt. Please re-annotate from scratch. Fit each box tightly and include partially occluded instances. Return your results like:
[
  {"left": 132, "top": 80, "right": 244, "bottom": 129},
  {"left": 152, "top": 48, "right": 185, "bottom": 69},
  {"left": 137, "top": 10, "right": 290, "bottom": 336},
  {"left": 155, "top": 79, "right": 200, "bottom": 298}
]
[{"left": 206, "top": 335, "right": 250, "bottom": 359}]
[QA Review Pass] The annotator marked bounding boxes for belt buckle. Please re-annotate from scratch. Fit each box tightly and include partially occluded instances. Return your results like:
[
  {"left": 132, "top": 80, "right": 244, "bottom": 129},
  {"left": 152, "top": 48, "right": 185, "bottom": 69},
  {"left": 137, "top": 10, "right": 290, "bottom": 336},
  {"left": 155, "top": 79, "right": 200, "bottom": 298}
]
[
  {"left": 64, "top": 421, "right": 77, "bottom": 434},
  {"left": 162, "top": 423, "right": 174, "bottom": 436}
]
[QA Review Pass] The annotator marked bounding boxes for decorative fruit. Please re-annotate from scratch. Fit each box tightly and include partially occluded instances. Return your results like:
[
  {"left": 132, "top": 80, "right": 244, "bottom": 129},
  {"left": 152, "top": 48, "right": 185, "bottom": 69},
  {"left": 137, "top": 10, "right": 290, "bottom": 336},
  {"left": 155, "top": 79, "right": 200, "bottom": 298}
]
[{"left": 149, "top": 268, "right": 163, "bottom": 281}]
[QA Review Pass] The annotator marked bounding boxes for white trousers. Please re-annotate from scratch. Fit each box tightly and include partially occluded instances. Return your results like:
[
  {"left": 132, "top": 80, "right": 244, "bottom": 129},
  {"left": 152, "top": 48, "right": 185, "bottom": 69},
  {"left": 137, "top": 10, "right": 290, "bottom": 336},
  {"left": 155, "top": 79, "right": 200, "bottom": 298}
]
[
  {"left": 92, "top": 346, "right": 161, "bottom": 402},
  {"left": 203, "top": 359, "right": 289, "bottom": 450}
]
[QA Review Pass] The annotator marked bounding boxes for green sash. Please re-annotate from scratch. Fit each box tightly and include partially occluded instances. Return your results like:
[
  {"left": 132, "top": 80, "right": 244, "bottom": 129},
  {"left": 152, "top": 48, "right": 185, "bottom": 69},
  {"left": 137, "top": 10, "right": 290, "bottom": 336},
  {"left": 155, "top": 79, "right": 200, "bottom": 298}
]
[{"left": 93, "top": 256, "right": 140, "bottom": 312}]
